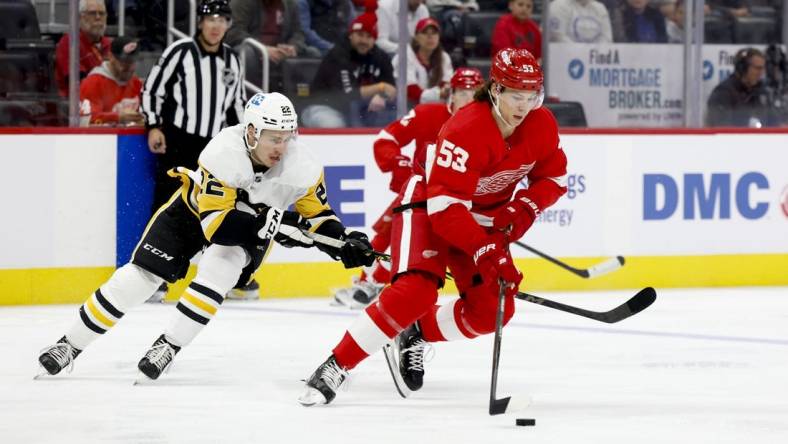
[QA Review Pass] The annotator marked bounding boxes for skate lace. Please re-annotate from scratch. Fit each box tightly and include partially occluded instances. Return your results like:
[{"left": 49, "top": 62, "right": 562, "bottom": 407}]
[
  {"left": 144, "top": 343, "right": 175, "bottom": 372},
  {"left": 40, "top": 342, "right": 77, "bottom": 374},
  {"left": 321, "top": 360, "right": 348, "bottom": 391},
  {"left": 402, "top": 339, "right": 434, "bottom": 372}
]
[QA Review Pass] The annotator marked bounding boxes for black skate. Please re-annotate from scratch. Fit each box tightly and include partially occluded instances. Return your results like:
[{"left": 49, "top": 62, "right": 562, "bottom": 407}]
[
  {"left": 137, "top": 334, "right": 181, "bottom": 380},
  {"left": 298, "top": 355, "right": 348, "bottom": 406},
  {"left": 383, "top": 323, "right": 432, "bottom": 398},
  {"left": 38, "top": 336, "right": 82, "bottom": 376}
]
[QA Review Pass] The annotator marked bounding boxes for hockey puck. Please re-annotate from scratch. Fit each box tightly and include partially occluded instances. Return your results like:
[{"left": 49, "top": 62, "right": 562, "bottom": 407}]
[{"left": 516, "top": 418, "right": 536, "bottom": 427}]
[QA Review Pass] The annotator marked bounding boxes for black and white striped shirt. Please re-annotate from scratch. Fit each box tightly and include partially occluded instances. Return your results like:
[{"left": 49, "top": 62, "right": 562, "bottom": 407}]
[{"left": 141, "top": 37, "right": 245, "bottom": 138}]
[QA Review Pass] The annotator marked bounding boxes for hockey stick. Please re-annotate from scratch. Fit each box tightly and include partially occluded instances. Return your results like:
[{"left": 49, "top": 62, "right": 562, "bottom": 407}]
[
  {"left": 516, "top": 287, "right": 657, "bottom": 324},
  {"left": 301, "top": 230, "right": 391, "bottom": 262},
  {"left": 513, "top": 240, "right": 625, "bottom": 279},
  {"left": 489, "top": 281, "right": 511, "bottom": 415}
]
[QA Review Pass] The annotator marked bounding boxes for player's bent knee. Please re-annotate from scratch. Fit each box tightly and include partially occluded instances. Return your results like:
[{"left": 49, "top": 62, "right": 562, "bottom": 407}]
[
  {"left": 464, "top": 292, "right": 516, "bottom": 335},
  {"left": 193, "top": 245, "right": 247, "bottom": 295},
  {"left": 101, "top": 263, "right": 165, "bottom": 312},
  {"left": 378, "top": 271, "right": 440, "bottom": 326}
]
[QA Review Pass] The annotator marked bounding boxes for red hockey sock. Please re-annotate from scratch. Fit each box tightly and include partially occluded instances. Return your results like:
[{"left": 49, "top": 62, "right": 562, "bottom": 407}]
[{"left": 332, "top": 271, "right": 440, "bottom": 369}]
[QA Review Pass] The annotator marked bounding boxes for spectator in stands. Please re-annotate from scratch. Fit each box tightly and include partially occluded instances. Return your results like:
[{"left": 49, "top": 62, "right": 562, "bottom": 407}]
[
  {"left": 393, "top": 17, "right": 453, "bottom": 105},
  {"left": 665, "top": 0, "right": 685, "bottom": 42},
  {"left": 80, "top": 36, "right": 144, "bottom": 126},
  {"left": 491, "top": 0, "right": 542, "bottom": 60},
  {"left": 707, "top": 48, "right": 775, "bottom": 127},
  {"left": 55, "top": 0, "right": 111, "bottom": 97},
  {"left": 302, "top": 9, "right": 397, "bottom": 127},
  {"left": 297, "top": 0, "right": 357, "bottom": 56},
  {"left": 547, "top": 0, "right": 613, "bottom": 43},
  {"left": 611, "top": 0, "right": 668, "bottom": 42},
  {"left": 709, "top": 0, "right": 750, "bottom": 18},
  {"left": 426, "top": 0, "right": 479, "bottom": 55},
  {"left": 225, "top": 0, "right": 308, "bottom": 90},
  {"left": 376, "top": 0, "right": 430, "bottom": 56}
]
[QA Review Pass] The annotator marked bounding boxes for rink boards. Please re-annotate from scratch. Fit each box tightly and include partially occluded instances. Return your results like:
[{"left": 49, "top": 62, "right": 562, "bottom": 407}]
[{"left": 0, "top": 128, "right": 786, "bottom": 305}]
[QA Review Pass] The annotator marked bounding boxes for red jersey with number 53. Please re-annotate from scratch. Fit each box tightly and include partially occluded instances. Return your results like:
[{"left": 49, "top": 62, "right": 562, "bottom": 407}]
[
  {"left": 374, "top": 103, "right": 452, "bottom": 176},
  {"left": 425, "top": 101, "right": 568, "bottom": 255}
]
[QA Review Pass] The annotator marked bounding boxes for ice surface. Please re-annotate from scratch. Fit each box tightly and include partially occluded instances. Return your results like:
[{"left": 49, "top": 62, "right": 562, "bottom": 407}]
[{"left": 2, "top": 287, "right": 787, "bottom": 443}]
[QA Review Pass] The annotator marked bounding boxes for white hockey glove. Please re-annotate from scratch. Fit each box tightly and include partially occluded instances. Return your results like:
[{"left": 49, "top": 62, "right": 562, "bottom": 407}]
[{"left": 274, "top": 212, "right": 314, "bottom": 248}]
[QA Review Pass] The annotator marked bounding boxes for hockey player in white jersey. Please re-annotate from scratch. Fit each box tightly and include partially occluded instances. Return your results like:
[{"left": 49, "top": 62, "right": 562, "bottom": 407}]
[{"left": 37, "top": 92, "right": 375, "bottom": 380}]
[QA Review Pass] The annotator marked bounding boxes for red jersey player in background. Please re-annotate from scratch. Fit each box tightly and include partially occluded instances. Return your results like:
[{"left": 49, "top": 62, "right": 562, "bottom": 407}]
[
  {"left": 333, "top": 67, "right": 485, "bottom": 309},
  {"left": 300, "top": 48, "right": 568, "bottom": 406}
]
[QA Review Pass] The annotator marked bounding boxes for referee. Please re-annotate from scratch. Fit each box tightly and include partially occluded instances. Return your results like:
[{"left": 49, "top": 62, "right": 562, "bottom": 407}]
[{"left": 141, "top": 0, "right": 245, "bottom": 211}]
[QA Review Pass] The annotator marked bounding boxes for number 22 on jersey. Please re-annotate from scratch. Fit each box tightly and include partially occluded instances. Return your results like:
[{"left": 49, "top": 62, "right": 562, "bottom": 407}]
[{"left": 435, "top": 140, "right": 469, "bottom": 173}]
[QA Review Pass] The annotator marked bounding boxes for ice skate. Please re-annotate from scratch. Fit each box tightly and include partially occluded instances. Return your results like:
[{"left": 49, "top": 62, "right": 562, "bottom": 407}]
[
  {"left": 333, "top": 278, "right": 383, "bottom": 310},
  {"left": 37, "top": 336, "right": 82, "bottom": 377},
  {"left": 298, "top": 355, "right": 348, "bottom": 406},
  {"left": 136, "top": 334, "right": 181, "bottom": 381},
  {"left": 227, "top": 278, "right": 260, "bottom": 300},
  {"left": 146, "top": 282, "right": 168, "bottom": 303},
  {"left": 383, "top": 323, "right": 432, "bottom": 398}
]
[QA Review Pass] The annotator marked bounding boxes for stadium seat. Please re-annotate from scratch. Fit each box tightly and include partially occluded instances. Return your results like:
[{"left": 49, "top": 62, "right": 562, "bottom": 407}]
[
  {"left": 281, "top": 57, "right": 322, "bottom": 119},
  {"left": 543, "top": 101, "right": 588, "bottom": 127},
  {"left": 0, "top": 98, "right": 66, "bottom": 126},
  {"left": 749, "top": 6, "right": 777, "bottom": 18},
  {"left": 465, "top": 57, "right": 491, "bottom": 79},
  {"left": 463, "top": 11, "right": 503, "bottom": 58},
  {"left": 0, "top": 52, "right": 47, "bottom": 95},
  {"left": 0, "top": 0, "right": 41, "bottom": 40},
  {"left": 733, "top": 16, "right": 777, "bottom": 43},
  {"left": 704, "top": 14, "right": 733, "bottom": 43}
]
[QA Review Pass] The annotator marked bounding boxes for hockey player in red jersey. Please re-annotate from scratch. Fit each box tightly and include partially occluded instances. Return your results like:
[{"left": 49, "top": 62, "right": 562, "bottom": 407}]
[
  {"left": 333, "top": 67, "right": 485, "bottom": 309},
  {"left": 299, "top": 48, "right": 568, "bottom": 406}
]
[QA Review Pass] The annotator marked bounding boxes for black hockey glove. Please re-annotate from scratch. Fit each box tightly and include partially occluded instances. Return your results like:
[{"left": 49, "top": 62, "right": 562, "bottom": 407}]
[
  {"left": 339, "top": 231, "right": 375, "bottom": 268},
  {"left": 274, "top": 211, "right": 314, "bottom": 248},
  {"left": 255, "top": 206, "right": 284, "bottom": 242}
]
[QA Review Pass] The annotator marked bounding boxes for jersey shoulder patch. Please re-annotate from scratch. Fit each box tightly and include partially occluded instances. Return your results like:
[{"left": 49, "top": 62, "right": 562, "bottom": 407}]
[{"left": 197, "top": 125, "right": 254, "bottom": 188}]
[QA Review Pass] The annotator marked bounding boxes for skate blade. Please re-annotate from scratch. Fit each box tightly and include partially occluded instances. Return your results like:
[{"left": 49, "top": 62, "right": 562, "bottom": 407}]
[
  {"left": 133, "top": 372, "right": 157, "bottom": 385},
  {"left": 382, "top": 343, "right": 412, "bottom": 399},
  {"left": 33, "top": 371, "right": 52, "bottom": 380},
  {"left": 297, "top": 387, "right": 327, "bottom": 407}
]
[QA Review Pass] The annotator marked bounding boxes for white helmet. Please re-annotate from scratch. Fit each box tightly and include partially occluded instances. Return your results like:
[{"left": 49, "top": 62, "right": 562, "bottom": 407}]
[{"left": 243, "top": 92, "right": 298, "bottom": 150}]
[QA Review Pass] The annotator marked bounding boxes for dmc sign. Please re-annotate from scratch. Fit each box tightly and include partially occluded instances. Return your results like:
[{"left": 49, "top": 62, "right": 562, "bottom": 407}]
[{"left": 643, "top": 172, "right": 769, "bottom": 220}]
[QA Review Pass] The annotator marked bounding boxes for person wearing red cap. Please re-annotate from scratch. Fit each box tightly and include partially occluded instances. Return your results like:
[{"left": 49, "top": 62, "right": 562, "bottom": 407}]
[
  {"left": 299, "top": 48, "right": 568, "bottom": 406},
  {"left": 79, "top": 36, "right": 144, "bottom": 125},
  {"left": 376, "top": 0, "right": 430, "bottom": 56},
  {"left": 302, "top": 8, "right": 397, "bottom": 127},
  {"left": 392, "top": 17, "right": 454, "bottom": 105},
  {"left": 491, "top": 0, "right": 542, "bottom": 60},
  {"left": 332, "top": 67, "right": 484, "bottom": 309}
]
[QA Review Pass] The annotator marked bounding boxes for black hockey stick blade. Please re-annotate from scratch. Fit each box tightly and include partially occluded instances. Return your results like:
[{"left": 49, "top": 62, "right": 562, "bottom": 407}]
[
  {"left": 489, "top": 396, "right": 511, "bottom": 415},
  {"left": 513, "top": 241, "right": 625, "bottom": 279},
  {"left": 516, "top": 287, "right": 657, "bottom": 324}
]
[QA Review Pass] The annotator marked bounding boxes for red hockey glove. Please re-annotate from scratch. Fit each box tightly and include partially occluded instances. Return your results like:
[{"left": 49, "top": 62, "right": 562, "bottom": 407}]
[
  {"left": 492, "top": 194, "right": 538, "bottom": 242},
  {"left": 389, "top": 155, "right": 412, "bottom": 192},
  {"left": 472, "top": 234, "right": 523, "bottom": 294}
]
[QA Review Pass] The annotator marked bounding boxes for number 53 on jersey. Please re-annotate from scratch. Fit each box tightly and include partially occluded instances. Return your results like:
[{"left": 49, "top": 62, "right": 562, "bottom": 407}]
[{"left": 435, "top": 140, "right": 469, "bottom": 173}]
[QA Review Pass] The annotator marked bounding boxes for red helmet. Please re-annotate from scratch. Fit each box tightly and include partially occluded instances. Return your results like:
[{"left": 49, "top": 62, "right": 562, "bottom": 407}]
[
  {"left": 490, "top": 48, "right": 543, "bottom": 91},
  {"left": 450, "top": 67, "right": 484, "bottom": 90}
]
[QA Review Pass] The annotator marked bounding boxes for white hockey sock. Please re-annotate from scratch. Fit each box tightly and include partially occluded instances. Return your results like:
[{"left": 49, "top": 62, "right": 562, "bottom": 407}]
[
  {"left": 66, "top": 263, "right": 164, "bottom": 350},
  {"left": 164, "top": 245, "right": 246, "bottom": 347}
]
